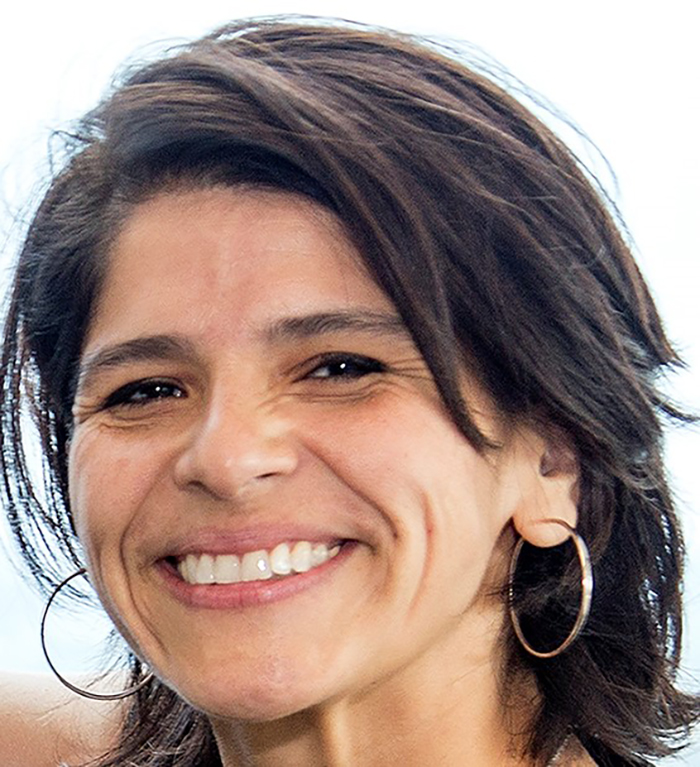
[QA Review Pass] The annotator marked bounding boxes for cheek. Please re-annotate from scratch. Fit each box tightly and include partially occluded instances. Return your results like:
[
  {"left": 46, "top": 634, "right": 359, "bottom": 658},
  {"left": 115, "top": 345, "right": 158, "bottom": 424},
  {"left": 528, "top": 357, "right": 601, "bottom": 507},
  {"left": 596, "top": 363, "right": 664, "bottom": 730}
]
[
  {"left": 68, "top": 429, "right": 178, "bottom": 655},
  {"left": 298, "top": 393, "right": 504, "bottom": 581},
  {"left": 68, "top": 428, "right": 168, "bottom": 565}
]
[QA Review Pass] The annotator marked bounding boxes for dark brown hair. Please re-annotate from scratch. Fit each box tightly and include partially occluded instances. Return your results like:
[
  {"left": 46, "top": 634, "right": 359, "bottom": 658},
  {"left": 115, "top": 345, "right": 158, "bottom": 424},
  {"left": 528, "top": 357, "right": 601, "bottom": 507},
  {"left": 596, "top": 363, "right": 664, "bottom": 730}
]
[{"left": 1, "top": 17, "right": 697, "bottom": 767}]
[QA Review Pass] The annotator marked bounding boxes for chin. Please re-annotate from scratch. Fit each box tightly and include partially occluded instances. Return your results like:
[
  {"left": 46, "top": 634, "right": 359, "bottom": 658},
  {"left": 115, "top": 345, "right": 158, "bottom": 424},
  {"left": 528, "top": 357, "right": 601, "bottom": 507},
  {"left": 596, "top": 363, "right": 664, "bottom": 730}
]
[{"left": 168, "top": 660, "right": 335, "bottom": 723}]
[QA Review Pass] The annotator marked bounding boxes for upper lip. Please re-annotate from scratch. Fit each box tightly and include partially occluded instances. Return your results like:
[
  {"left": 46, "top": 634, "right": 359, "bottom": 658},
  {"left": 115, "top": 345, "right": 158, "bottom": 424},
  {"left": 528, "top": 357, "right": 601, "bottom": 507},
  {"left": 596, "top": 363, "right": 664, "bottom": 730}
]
[{"left": 157, "top": 524, "right": 353, "bottom": 560}]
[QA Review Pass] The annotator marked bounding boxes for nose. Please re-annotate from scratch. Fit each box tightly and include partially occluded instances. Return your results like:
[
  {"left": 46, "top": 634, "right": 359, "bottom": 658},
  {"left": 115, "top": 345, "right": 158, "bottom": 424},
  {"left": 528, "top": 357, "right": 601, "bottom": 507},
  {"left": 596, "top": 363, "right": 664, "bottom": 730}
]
[{"left": 173, "top": 392, "right": 298, "bottom": 501}]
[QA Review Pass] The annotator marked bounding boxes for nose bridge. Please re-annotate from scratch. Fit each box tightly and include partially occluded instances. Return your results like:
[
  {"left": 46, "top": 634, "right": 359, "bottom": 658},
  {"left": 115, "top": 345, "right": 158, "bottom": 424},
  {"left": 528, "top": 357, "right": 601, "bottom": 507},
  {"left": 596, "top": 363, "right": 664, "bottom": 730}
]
[{"left": 174, "top": 382, "right": 297, "bottom": 499}]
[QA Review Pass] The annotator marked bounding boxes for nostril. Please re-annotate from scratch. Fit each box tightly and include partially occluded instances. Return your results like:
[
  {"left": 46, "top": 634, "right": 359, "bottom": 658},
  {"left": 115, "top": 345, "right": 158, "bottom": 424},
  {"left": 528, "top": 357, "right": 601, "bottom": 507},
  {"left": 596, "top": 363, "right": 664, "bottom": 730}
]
[{"left": 172, "top": 416, "right": 298, "bottom": 500}]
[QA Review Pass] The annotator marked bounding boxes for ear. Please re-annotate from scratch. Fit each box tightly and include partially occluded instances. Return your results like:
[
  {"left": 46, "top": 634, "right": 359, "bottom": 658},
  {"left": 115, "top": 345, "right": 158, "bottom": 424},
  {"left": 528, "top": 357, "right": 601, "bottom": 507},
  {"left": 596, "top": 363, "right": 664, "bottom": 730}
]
[{"left": 506, "top": 426, "right": 579, "bottom": 548}]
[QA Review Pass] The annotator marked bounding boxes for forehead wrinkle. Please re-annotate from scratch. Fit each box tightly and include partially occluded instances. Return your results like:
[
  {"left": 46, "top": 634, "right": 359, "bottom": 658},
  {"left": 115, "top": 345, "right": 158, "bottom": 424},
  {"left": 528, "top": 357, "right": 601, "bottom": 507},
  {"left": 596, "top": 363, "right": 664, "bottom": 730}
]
[{"left": 77, "top": 335, "right": 199, "bottom": 393}]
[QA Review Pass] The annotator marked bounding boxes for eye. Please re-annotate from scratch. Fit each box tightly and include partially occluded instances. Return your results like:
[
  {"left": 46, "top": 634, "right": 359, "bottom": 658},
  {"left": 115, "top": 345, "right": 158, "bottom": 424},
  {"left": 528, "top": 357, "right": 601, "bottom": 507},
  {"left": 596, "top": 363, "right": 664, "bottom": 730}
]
[
  {"left": 304, "top": 353, "right": 386, "bottom": 380},
  {"left": 102, "top": 379, "right": 186, "bottom": 409}
]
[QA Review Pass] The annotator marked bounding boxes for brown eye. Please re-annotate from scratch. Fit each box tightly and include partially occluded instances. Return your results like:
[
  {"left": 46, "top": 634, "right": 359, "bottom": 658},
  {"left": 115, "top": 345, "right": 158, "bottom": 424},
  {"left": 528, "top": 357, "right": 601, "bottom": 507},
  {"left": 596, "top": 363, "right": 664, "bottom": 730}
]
[
  {"left": 305, "top": 354, "right": 386, "bottom": 380},
  {"left": 103, "top": 379, "right": 186, "bottom": 409}
]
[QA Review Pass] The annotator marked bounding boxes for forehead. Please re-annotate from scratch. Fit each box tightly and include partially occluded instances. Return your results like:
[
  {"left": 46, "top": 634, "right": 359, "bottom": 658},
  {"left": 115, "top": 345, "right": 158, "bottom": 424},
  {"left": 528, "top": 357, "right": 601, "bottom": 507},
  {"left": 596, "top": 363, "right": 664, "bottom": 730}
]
[{"left": 85, "top": 187, "right": 394, "bottom": 352}]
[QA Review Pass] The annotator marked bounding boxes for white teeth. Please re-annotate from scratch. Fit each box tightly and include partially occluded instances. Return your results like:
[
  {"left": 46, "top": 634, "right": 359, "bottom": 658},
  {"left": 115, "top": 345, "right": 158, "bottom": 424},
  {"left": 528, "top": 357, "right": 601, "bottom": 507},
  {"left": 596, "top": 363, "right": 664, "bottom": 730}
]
[
  {"left": 177, "top": 540, "right": 342, "bottom": 585},
  {"left": 270, "top": 543, "right": 292, "bottom": 575},
  {"left": 241, "top": 550, "right": 272, "bottom": 582},
  {"left": 195, "top": 554, "right": 216, "bottom": 584},
  {"left": 185, "top": 553, "right": 199, "bottom": 582},
  {"left": 214, "top": 554, "right": 240, "bottom": 583},
  {"left": 291, "top": 541, "right": 312, "bottom": 572},
  {"left": 311, "top": 543, "right": 329, "bottom": 566}
]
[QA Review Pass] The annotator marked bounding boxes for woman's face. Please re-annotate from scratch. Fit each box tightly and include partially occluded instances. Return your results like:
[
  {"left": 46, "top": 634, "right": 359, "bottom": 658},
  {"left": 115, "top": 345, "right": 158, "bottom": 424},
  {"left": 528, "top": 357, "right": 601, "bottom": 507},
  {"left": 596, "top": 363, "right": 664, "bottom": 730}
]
[{"left": 69, "top": 187, "right": 539, "bottom": 720}]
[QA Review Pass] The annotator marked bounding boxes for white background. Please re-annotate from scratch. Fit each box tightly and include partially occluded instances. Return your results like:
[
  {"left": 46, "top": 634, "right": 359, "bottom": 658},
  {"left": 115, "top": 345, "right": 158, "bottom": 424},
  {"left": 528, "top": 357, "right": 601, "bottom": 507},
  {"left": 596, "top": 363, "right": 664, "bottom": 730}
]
[{"left": 0, "top": 1, "right": 698, "bottom": 763}]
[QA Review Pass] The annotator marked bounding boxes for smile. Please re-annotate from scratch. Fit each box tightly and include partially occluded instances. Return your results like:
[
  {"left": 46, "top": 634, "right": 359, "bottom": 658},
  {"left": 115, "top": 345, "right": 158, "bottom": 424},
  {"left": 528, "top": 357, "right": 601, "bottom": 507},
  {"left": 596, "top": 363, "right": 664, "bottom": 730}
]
[{"left": 176, "top": 541, "right": 342, "bottom": 585}]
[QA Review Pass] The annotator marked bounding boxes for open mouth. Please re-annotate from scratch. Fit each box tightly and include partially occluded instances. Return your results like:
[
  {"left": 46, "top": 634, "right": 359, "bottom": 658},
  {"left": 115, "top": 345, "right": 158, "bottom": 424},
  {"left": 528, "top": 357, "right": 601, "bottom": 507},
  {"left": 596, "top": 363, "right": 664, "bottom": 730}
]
[{"left": 166, "top": 540, "right": 347, "bottom": 585}]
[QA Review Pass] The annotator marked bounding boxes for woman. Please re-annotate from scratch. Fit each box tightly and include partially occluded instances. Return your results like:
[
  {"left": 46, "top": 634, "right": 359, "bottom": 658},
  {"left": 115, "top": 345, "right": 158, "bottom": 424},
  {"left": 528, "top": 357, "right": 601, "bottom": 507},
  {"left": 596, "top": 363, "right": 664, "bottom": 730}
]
[{"left": 0, "top": 17, "right": 697, "bottom": 766}]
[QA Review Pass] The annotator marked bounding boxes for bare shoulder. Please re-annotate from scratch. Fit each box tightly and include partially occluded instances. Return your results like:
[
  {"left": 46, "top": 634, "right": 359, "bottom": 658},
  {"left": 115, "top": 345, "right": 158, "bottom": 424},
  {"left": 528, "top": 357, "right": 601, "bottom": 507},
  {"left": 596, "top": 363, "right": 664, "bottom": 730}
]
[{"left": 0, "top": 672, "right": 123, "bottom": 767}]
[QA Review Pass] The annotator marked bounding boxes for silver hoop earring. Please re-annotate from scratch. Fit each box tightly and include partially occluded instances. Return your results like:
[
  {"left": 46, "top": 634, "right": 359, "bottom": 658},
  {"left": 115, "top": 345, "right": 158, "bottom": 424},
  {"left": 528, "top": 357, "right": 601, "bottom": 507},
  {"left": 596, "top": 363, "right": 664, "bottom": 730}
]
[
  {"left": 40, "top": 568, "right": 154, "bottom": 701},
  {"left": 508, "top": 519, "right": 593, "bottom": 659}
]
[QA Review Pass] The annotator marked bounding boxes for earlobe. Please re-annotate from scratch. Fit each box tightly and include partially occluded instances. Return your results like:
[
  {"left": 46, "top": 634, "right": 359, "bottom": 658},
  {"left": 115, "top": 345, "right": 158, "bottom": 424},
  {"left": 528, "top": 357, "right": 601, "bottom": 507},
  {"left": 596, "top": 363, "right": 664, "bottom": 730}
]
[{"left": 509, "top": 429, "right": 580, "bottom": 548}]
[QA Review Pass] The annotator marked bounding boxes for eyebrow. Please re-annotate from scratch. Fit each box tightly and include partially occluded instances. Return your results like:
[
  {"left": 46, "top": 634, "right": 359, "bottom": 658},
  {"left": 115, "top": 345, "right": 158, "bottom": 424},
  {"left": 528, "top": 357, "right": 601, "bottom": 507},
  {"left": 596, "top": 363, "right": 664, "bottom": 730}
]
[
  {"left": 264, "top": 310, "right": 409, "bottom": 343},
  {"left": 76, "top": 335, "right": 198, "bottom": 394},
  {"left": 76, "top": 310, "right": 411, "bottom": 393}
]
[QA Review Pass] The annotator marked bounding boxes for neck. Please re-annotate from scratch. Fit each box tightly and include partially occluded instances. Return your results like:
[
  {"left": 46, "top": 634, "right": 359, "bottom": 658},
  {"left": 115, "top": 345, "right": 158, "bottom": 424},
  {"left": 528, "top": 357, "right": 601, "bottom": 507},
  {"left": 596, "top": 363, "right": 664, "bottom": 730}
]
[{"left": 211, "top": 605, "right": 537, "bottom": 767}]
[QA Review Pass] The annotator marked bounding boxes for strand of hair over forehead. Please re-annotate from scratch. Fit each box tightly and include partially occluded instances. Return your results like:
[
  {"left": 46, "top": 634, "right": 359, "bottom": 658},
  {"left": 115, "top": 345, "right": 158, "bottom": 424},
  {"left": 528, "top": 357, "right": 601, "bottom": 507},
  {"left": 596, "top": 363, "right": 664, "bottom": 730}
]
[{"left": 110, "top": 18, "right": 678, "bottom": 431}]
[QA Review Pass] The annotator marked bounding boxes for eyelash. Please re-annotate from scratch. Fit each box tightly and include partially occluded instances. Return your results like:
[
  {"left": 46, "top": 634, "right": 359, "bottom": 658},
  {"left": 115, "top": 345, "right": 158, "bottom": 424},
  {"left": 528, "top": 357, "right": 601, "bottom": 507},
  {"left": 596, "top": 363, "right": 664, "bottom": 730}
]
[
  {"left": 302, "top": 353, "right": 387, "bottom": 380},
  {"left": 102, "top": 379, "right": 185, "bottom": 409},
  {"left": 100, "top": 353, "right": 386, "bottom": 409}
]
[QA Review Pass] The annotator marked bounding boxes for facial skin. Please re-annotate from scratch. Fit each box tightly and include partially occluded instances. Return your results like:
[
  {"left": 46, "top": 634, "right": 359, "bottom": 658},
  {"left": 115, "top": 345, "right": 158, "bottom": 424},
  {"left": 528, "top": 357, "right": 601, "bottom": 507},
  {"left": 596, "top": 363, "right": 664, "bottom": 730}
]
[{"left": 69, "top": 188, "right": 578, "bottom": 764}]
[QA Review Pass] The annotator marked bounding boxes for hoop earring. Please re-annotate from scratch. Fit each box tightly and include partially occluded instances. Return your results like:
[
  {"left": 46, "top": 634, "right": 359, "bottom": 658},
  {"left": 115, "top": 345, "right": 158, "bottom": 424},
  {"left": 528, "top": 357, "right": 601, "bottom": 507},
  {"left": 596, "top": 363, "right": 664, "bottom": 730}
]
[
  {"left": 508, "top": 519, "right": 593, "bottom": 659},
  {"left": 40, "top": 568, "right": 154, "bottom": 701}
]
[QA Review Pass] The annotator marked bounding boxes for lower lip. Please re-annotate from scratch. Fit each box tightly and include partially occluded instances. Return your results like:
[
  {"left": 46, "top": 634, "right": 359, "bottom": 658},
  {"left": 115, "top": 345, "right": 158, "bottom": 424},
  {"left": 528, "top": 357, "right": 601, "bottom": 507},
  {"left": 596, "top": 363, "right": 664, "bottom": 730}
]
[{"left": 157, "top": 543, "right": 357, "bottom": 610}]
